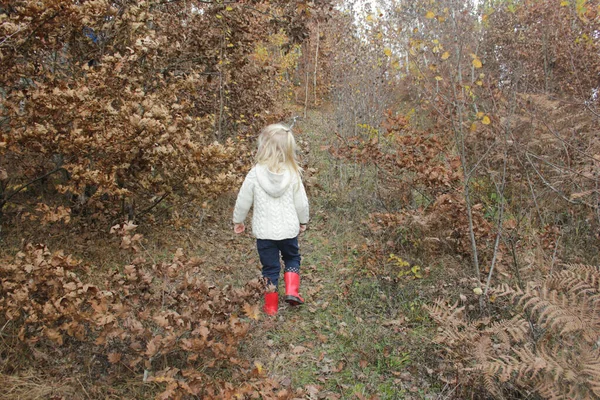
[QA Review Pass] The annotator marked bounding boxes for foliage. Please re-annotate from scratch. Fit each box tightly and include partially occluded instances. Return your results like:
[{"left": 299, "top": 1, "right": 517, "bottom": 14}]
[
  {"left": 0, "top": 0, "right": 328, "bottom": 223},
  {"left": 426, "top": 263, "right": 600, "bottom": 399},
  {"left": 0, "top": 229, "right": 284, "bottom": 398}
]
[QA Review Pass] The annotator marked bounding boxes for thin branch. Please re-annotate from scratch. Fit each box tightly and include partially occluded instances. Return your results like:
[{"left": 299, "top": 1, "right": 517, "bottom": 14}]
[
  {"left": 1, "top": 167, "right": 65, "bottom": 207},
  {"left": 0, "top": 26, "right": 23, "bottom": 47},
  {"left": 485, "top": 139, "right": 508, "bottom": 296},
  {"left": 136, "top": 192, "right": 170, "bottom": 218},
  {"left": 528, "top": 109, "right": 600, "bottom": 164},
  {"left": 15, "top": 11, "right": 60, "bottom": 52},
  {"left": 466, "top": 140, "right": 497, "bottom": 182},
  {"left": 525, "top": 152, "right": 588, "bottom": 205}
]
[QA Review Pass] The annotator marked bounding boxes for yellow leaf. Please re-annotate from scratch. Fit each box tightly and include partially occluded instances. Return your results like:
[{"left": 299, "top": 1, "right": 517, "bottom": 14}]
[
  {"left": 435, "top": 76, "right": 443, "bottom": 81},
  {"left": 384, "top": 48, "right": 392, "bottom": 57},
  {"left": 473, "top": 287, "right": 483, "bottom": 295},
  {"left": 226, "top": 6, "right": 233, "bottom": 11},
  {"left": 476, "top": 111, "right": 484, "bottom": 118},
  {"left": 216, "top": 14, "right": 222, "bottom": 19},
  {"left": 366, "top": 14, "right": 374, "bottom": 22},
  {"left": 253, "top": 361, "right": 264, "bottom": 375},
  {"left": 482, "top": 116, "right": 491, "bottom": 125},
  {"left": 560, "top": 1, "right": 570, "bottom": 5},
  {"left": 476, "top": 80, "right": 483, "bottom": 86},
  {"left": 441, "top": 51, "right": 450, "bottom": 60},
  {"left": 472, "top": 58, "right": 482, "bottom": 68},
  {"left": 243, "top": 303, "right": 261, "bottom": 320},
  {"left": 425, "top": 11, "right": 435, "bottom": 19},
  {"left": 470, "top": 122, "right": 477, "bottom": 132}
]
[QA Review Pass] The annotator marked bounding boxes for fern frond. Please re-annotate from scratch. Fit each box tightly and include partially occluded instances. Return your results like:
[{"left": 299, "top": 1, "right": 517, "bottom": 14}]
[
  {"left": 484, "top": 317, "right": 529, "bottom": 344},
  {"left": 482, "top": 373, "right": 504, "bottom": 399},
  {"left": 424, "top": 299, "right": 466, "bottom": 328},
  {"left": 492, "top": 283, "right": 521, "bottom": 298},
  {"left": 532, "top": 375, "right": 565, "bottom": 400},
  {"left": 547, "top": 265, "right": 600, "bottom": 301},
  {"left": 428, "top": 263, "right": 600, "bottom": 399},
  {"left": 516, "top": 281, "right": 599, "bottom": 341}
]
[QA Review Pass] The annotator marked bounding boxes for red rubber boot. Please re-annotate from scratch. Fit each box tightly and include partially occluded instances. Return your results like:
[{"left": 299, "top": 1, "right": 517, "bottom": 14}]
[
  {"left": 284, "top": 272, "right": 304, "bottom": 306},
  {"left": 263, "top": 292, "right": 279, "bottom": 315}
]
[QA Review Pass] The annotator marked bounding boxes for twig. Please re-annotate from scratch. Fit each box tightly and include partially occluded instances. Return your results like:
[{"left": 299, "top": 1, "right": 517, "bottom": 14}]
[
  {"left": 76, "top": 378, "right": 92, "bottom": 400},
  {"left": 0, "top": 26, "right": 23, "bottom": 47},
  {"left": 484, "top": 148, "right": 508, "bottom": 296},
  {"left": 525, "top": 152, "right": 580, "bottom": 205},
  {"left": 549, "top": 230, "right": 562, "bottom": 276},
  {"left": 136, "top": 192, "right": 170, "bottom": 218},
  {"left": 1, "top": 167, "right": 65, "bottom": 208},
  {"left": 466, "top": 140, "right": 497, "bottom": 183},
  {"left": 438, "top": 383, "right": 459, "bottom": 400}
]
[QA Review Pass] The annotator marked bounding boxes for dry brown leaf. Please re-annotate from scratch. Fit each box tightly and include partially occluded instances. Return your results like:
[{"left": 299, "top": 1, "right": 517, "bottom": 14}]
[
  {"left": 292, "top": 345, "right": 308, "bottom": 354},
  {"left": 243, "top": 302, "right": 261, "bottom": 320}
]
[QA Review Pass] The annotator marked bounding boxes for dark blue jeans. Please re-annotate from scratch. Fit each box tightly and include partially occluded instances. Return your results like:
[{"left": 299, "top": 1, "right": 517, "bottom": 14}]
[{"left": 257, "top": 237, "right": 301, "bottom": 287}]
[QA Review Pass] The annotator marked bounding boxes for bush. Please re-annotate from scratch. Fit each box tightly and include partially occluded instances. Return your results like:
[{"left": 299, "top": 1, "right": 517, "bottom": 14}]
[{"left": 0, "top": 242, "right": 280, "bottom": 399}]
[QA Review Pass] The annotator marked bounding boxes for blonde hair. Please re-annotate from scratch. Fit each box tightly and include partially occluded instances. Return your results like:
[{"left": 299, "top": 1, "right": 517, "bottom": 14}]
[{"left": 255, "top": 123, "right": 302, "bottom": 177}]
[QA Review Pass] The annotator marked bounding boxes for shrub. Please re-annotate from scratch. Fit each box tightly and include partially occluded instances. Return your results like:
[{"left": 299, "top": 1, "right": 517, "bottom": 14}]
[{"left": 0, "top": 241, "right": 277, "bottom": 398}]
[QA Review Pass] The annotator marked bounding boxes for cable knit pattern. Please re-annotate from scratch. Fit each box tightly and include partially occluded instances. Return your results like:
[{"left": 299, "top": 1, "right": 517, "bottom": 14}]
[{"left": 233, "top": 164, "right": 309, "bottom": 240}]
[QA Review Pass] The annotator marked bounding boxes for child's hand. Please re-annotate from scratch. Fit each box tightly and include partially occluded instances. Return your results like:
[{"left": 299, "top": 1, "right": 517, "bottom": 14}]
[
  {"left": 234, "top": 223, "right": 245, "bottom": 234},
  {"left": 299, "top": 224, "right": 307, "bottom": 233}
]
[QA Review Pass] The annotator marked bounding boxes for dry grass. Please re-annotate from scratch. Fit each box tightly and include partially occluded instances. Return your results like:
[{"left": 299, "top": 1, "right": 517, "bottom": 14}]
[{"left": 0, "top": 372, "right": 79, "bottom": 400}]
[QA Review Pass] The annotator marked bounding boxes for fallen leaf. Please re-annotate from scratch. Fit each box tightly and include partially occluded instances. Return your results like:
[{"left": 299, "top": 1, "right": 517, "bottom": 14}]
[
  {"left": 292, "top": 345, "right": 308, "bottom": 354},
  {"left": 108, "top": 352, "right": 122, "bottom": 364},
  {"left": 253, "top": 360, "right": 264, "bottom": 376},
  {"left": 243, "top": 302, "right": 261, "bottom": 320}
]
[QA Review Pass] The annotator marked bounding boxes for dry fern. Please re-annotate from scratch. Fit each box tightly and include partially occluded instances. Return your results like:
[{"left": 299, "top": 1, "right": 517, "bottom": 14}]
[{"left": 428, "top": 264, "right": 600, "bottom": 399}]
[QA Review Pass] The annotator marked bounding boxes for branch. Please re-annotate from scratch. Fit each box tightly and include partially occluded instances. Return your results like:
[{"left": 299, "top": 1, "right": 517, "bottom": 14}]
[
  {"left": 525, "top": 152, "right": 581, "bottom": 205},
  {"left": 1, "top": 166, "right": 65, "bottom": 207},
  {"left": 16, "top": 11, "right": 60, "bottom": 52},
  {"left": 152, "top": 0, "right": 281, "bottom": 20},
  {"left": 136, "top": 192, "right": 171, "bottom": 218},
  {"left": 0, "top": 25, "right": 23, "bottom": 47}
]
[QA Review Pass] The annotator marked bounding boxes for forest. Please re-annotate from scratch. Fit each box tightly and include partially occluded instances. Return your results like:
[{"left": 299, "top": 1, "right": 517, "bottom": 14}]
[{"left": 1, "top": 0, "right": 600, "bottom": 398}]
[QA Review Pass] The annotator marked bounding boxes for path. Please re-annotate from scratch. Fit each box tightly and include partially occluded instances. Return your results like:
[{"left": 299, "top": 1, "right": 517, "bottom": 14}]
[{"left": 232, "top": 110, "right": 440, "bottom": 400}]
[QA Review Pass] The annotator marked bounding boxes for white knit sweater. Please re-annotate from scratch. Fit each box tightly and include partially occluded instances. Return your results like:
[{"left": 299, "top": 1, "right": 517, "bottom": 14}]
[{"left": 233, "top": 164, "right": 309, "bottom": 240}]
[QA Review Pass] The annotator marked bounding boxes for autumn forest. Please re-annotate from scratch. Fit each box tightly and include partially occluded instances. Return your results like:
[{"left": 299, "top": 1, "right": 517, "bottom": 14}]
[{"left": 1, "top": 0, "right": 600, "bottom": 399}]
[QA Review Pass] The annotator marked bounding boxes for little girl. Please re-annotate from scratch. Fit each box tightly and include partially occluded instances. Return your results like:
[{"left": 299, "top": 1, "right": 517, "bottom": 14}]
[{"left": 233, "top": 123, "right": 309, "bottom": 315}]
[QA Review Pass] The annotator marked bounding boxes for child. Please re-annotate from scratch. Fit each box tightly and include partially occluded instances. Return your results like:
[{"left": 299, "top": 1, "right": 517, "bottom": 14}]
[{"left": 233, "top": 123, "right": 309, "bottom": 315}]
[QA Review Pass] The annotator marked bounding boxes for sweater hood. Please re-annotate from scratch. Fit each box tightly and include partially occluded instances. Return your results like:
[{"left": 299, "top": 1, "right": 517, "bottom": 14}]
[{"left": 255, "top": 164, "right": 291, "bottom": 198}]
